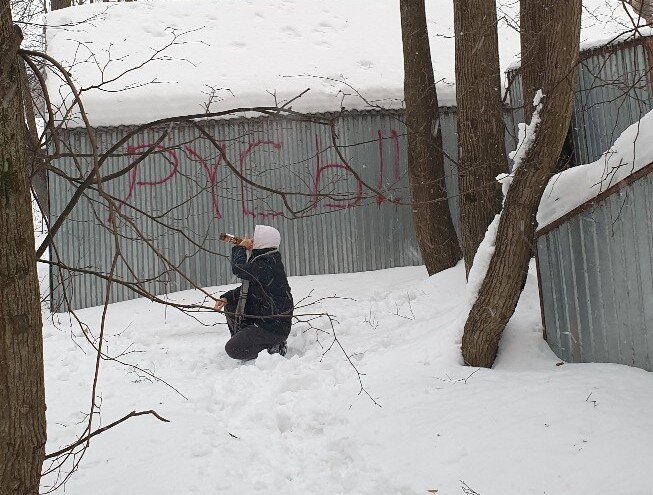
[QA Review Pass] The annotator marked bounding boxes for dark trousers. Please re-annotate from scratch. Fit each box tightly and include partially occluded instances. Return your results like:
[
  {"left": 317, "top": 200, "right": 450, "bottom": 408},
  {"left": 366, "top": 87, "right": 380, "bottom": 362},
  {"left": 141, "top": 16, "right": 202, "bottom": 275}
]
[
  {"left": 225, "top": 324, "right": 287, "bottom": 361},
  {"left": 224, "top": 304, "right": 286, "bottom": 361}
]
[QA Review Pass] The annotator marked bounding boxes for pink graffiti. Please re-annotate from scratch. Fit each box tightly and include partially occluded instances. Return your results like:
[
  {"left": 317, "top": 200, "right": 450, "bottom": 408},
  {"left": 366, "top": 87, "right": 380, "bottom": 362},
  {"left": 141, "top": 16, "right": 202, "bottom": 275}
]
[
  {"left": 132, "top": 145, "right": 179, "bottom": 186},
  {"left": 313, "top": 135, "right": 363, "bottom": 210},
  {"left": 110, "top": 144, "right": 223, "bottom": 223},
  {"left": 239, "top": 140, "right": 284, "bottom": 219},
  {"left": 109, "top": 144, "right": 179, "bottom": 222},
  {"left": 376, "top": 129, "right": 402, "bottom": 206},
  {"left": 390, "top": 130, "right": 401, "bottom": 182},
  {"left": 184, "top": 145, "right": 225, "bottom": 220},
  {"left": 110, "top": 129, "right": 405, "bottom": 222}
]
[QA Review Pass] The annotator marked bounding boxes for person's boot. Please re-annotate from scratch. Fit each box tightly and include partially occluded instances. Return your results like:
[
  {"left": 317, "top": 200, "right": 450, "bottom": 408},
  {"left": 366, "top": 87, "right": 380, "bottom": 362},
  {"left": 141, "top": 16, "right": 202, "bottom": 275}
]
[{"left": 267, "top": 341, "right": 287, "bottom": 356}]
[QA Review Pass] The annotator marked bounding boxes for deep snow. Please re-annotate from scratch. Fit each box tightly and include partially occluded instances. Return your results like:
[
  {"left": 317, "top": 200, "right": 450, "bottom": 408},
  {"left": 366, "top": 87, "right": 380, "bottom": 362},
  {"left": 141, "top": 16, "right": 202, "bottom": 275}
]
[
  {"left": 538, "top": 108, "right": 653, "bottom": 227},
  {"left": 36, "top": 3, "right": 653, "bottom": 492},
  {"left": 45, "top": 0, "right": 638, "bottom": 127},
  {"left": 42, "top": 262, "right": 653, "bottom": 494}
]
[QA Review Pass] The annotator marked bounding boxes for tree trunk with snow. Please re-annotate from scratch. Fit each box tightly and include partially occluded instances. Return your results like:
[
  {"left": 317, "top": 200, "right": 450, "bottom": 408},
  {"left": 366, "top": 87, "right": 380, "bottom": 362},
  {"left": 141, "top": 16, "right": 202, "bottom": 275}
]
[
  {"left": 454, "top": 0, "right": 508, "bottom": 276},
  {"left": 461, "top": 0, "right": 582, "bottom": 367},
  {"left": 0, "top": 3, "right": 47, "bottom": 493},
  {"left": 399, "top": 0, "right": 461, "bottom": 275},
  {"left": 519, "top": 0, "right": 550, "bottom": 123}
]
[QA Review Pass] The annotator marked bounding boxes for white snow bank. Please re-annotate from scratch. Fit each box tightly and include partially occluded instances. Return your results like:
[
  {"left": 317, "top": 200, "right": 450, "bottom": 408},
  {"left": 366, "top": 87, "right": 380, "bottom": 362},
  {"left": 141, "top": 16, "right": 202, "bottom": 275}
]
[
  {"left": 465, "top": 214, "right": 500, "bottom": 310},
  {"left": 42, "top": 262, "right": 653, "bottom": 494},
  {"left": 45, "top": 0, "right": 637, "bottom": 127},
  {"left": 537, "top": 108, "right": 653, "bottom": 228},
  {"left": 46, "top": 0, "right": 464, "bottom": 127},
  {"left": 579, "top": 25, "right": 653, "bottom": 53},
  {"left": 504, "top": 0, "right": 645, "bottom": 72}
]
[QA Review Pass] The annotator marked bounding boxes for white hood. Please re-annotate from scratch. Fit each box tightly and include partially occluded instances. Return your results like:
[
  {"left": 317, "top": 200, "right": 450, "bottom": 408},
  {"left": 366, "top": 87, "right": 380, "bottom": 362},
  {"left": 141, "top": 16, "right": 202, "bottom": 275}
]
[{"left": 253, "top": 225, "right": 281, "bottom": 249}]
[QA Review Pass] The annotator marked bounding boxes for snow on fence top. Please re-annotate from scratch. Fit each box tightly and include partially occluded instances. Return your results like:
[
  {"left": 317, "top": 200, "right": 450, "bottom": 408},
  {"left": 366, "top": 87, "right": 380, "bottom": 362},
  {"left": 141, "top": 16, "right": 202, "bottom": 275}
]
[
  {"left": 537, "top": 109, "right": 653, "bottom": 228},
  {"left": 44, "top": 0, "right": 495, "bottom": 127},
  {"left": 506, "top": 25, "right": 653, "bottom": 72},
  {"left": 504, "top": 1, "right": 643, "bottom": 72},
  {"left": 46, "top": 0, "right": 633, "bottom": 127}
]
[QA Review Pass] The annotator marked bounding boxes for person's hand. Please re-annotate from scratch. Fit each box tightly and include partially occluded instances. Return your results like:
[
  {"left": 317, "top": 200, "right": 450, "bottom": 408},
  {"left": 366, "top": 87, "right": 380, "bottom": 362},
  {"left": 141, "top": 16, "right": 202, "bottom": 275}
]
[
  {"left": 214, "top": 298, "right": 227, "bottom": 312},
  {"left": 239, "top": 236, "right": 253, "bottom": 250}
]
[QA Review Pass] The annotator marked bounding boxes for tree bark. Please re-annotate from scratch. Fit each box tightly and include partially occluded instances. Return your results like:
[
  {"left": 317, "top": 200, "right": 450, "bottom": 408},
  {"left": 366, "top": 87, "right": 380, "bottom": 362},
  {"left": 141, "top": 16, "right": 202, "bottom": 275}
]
[
  {"left": 400, "top": 0, "right": 461, "bottom": 275},
  {"left": 454, "top": 0, "right": 508, "bottom": 276},
  {"left": 461, "top": 0, "right": 582, "bottom": 367},
  {"left": 0, "top": 2, "right": 47, "bottom": 493},
  {"left": 519, "top": 0, "right": 549, "bottom": 123}
]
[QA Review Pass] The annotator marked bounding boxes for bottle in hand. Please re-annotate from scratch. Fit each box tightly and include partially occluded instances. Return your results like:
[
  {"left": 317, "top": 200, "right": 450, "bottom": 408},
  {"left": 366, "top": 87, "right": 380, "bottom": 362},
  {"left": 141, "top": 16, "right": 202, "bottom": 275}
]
[{"left": 219, "top": 233, "right": 244, "bottom": 245}]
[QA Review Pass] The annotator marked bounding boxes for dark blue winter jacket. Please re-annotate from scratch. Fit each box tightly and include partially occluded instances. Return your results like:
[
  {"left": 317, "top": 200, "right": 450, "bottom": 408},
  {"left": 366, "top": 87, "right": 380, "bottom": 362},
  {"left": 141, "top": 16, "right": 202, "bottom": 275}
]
[{"left": 220, "top": 246, "right": 293, "bottom": 337}]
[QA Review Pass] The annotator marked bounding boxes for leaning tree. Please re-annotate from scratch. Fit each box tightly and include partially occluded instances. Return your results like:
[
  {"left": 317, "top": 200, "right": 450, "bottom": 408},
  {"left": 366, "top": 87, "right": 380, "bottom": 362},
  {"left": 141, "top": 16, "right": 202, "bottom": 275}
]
[{"left": 461, "top": 0, "right": 583, "bottom": 367}]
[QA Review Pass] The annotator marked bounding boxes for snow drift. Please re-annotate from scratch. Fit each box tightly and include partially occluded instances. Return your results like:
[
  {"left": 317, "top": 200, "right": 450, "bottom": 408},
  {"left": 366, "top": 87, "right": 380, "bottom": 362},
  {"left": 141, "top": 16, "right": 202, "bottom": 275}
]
[
  {"left": 42, "top": 262, "right": 653, "bottom": 494},
  {"left": 45, "top": 0, "right": 636, "bottom": 127},
  {"left": 538, "top": 108, "right": 653, "bottom": 227}
]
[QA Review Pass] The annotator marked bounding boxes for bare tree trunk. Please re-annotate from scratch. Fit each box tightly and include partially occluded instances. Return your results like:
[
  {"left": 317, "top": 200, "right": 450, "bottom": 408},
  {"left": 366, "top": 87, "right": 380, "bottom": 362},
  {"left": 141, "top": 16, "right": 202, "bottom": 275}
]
[
  {"left": 400, "top": 0, "right": 461, "bottom": 275},
  {"left": 0, "top": 2, "right": 47, "bottom": 493},
  {"left": 519, "top": 0, "right": 549, "bottom": 123},
  {"left": 454, "top": 0, "right": 508, "bottom": 276},
  {"left": 461, "top": 0, "right": 582, "bottom": 367}
]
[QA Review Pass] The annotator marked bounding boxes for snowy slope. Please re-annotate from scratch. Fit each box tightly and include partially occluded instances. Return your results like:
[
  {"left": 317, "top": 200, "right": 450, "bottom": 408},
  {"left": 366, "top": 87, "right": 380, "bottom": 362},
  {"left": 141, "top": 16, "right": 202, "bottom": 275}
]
[
  {"left": 45, "top": 0, "right": 636, "bottom": 126},
  {"left": 538, "top": 108, "right": 653, "bottom": 227},
  {"left": 42, "top": 262, "right": 653, "bottom": 494}
]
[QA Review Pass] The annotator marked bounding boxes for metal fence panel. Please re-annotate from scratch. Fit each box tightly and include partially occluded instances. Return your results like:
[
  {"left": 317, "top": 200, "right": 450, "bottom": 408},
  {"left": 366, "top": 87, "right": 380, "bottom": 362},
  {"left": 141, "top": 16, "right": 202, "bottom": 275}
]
[
  {"left": 49, "top": 109, "right": 466, "bottom": 310},
  {"left": 537, "top": 171, "right": 653, "bottom": 371},
  {"left": 507, "top": 40, "right": 653, "bottom": 166}
]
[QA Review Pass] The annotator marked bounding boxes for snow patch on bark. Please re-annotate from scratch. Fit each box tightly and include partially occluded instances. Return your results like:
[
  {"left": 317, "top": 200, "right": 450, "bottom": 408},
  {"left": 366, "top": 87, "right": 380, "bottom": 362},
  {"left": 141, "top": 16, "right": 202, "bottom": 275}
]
[
  {"left": 465, "top": 91, "right": 544, "bottom": 309},
  {"left": 498, "top": 90, "right": 544, "bottom": 196},
  {"left": 465, "top": 213, "right": 500, "bottom": 309}
]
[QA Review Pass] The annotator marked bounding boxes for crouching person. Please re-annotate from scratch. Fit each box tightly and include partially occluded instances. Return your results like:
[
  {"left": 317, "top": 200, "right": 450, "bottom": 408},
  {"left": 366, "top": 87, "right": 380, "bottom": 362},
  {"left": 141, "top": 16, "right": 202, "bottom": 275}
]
[{"left": 214, "top": 225, "right": 293, "bottom": 360}]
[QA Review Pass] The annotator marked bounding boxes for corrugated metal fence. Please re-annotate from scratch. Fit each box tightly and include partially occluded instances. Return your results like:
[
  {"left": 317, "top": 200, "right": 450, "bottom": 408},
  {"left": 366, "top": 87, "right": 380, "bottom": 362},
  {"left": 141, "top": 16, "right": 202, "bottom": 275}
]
[
  {"left": 508, "top": 36, "right": 653, "bottom": 371},
  {"left": 507, "top": 37, "right": 653, "bottom": 165},
  {"left": 49, "top": 109, "right": 462, "bottom": 310},
  {"left": 536, "top": 163, "right": 653, "bottom": 370}
]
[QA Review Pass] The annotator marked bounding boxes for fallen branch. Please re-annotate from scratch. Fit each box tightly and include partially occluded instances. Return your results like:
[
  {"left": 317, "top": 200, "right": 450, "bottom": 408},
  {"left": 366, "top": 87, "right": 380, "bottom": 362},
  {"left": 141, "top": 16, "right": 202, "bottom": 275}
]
[{"left": 44, "top": 410, "right": 169, "bottom": 461}]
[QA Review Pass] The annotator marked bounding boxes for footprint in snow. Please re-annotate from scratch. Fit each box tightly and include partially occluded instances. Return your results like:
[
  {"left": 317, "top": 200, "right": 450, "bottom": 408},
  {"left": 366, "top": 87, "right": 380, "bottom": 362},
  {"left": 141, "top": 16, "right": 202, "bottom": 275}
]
[
  {"left": 313, "top": 22, "right": 333, "bottom": 34},
  {"left": 276, "top": 409, "right": 293, "bottom": 433},
  {"left": 280, "top": 26, "right": 301, "bottom": 38}
]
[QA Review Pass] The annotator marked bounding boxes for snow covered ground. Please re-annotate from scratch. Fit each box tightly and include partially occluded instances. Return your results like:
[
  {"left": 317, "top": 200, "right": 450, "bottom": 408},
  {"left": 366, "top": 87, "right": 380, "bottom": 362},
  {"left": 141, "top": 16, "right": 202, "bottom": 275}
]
[{"left": 42, "top": 262, "right": 653, "bottom": 494}]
